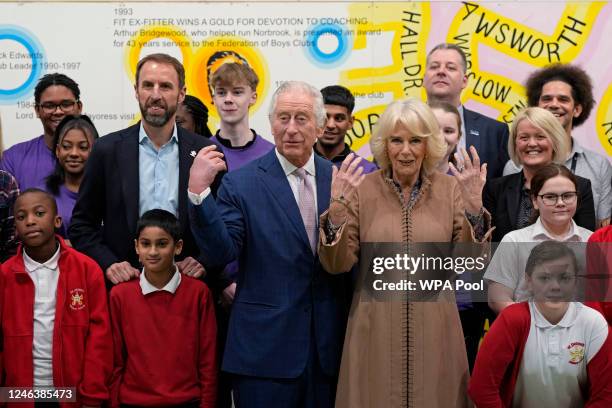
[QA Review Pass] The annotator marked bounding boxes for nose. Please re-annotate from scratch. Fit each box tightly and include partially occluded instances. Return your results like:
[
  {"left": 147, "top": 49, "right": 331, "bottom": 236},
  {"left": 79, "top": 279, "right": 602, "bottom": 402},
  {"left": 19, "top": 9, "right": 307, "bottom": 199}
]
[
  {"left": 549, "top": 278, "right": 561, "bottom": 291},
  {"left": 69, "top": 146, "right": 80, "bottom": 157},
  {"left": 285, "top": 117, "right": 300, "bottom": 135},
  {"left": 400, "top": 141, "right": 412, "bottom": 155},
  {"left": 25, "top": 213, "right": 37, "bottom": 226},
  {"left": 325, "top": 116, "right": 336, "bottom": 129}
]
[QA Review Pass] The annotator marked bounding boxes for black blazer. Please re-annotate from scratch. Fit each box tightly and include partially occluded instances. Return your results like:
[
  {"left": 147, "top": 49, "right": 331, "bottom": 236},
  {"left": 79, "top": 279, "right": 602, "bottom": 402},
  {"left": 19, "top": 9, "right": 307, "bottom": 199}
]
[
  {"left": 69, "top": 123, "right": 221, "bottom": 272},
  {"left": 483, "top": 171, "right": 596, "bottom": 242},
  {"left": 464, "top": 107, "right": 510, "bottom": 179}
]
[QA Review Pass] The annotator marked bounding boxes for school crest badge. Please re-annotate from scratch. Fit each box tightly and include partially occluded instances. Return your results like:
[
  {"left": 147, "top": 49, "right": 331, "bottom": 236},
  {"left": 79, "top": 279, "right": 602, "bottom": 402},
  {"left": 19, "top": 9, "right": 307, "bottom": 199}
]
[
  {"left": 69, "top": 288, "right": 86, "bottom": 311},
  {"left": 567, "top": 342, "right": 585, "bottom": 364}
]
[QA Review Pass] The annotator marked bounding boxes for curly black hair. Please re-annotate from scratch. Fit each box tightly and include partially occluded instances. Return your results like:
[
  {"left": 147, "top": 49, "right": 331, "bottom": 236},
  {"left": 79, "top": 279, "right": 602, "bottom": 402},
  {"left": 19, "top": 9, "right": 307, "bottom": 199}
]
[{"left": 525, "top": 64, "right": 594, "bottom": 128}]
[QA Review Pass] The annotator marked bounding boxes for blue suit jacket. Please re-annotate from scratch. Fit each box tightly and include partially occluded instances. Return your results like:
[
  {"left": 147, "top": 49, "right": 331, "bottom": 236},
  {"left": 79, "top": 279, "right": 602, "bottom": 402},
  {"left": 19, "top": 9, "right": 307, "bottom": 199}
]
[
  {"left": 464, "top": 107, "right": 510, "bottom": 179},
  {"left": 190, "top": 150, "right": 349, "bottom": 378}
]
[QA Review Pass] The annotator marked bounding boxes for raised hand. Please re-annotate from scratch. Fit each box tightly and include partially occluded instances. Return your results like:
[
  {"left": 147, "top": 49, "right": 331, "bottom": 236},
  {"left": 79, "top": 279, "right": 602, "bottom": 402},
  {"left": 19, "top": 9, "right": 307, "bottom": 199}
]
[
  {"left": 449, "top": 146, "right": 487, "bottom": 214},
  {"left": 329, "top": 153, "right": 366, "bottom": 225},
  {"left": 188, "top": 145, "right": 227, "bottom": 194}
]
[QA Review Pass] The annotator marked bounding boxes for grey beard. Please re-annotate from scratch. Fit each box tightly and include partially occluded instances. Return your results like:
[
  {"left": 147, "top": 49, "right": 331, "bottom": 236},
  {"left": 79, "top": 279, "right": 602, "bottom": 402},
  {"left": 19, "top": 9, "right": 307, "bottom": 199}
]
[{"left": 143, "top": 111, "right": 171, "bottom": 127}]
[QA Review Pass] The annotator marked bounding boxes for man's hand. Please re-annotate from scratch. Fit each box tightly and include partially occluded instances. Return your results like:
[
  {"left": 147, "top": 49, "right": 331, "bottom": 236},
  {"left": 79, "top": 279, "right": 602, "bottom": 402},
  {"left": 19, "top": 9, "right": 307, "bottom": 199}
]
[
  {"left": 106, "top": 261, "right": 139, "bottom": 284},
  {"left": 220, "top": 282, "right": 237, "bottom": 308},
  {"left": 176, "top": 256, "right": 206, "bottom": 278},
  {"left": 188, "top": 145, "right": 227, "bottom": 194}
]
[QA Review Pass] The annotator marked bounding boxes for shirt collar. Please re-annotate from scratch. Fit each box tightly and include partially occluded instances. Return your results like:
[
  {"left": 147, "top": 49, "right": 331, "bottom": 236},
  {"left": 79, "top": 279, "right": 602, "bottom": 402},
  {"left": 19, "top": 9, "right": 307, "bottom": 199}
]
[
  {"left": 23, "top": 244, "right": 61, "bottom": 273},
  {"left": 139, "top": 265, "right": 181, "bottom": 295},
  {"left": 531, "top": 217, "right": 582, "bottom": 241},
  {"left": 532, "top": 301, "right": 577, "bottom": 328},
  {"left": 314, "top": 142, "right": 352, "bottom": 163},
  {"left": 568, "top": 136, "right": 584, "bottom": 158},
  {"left": 138, "top": 122, "right": 179, "bottom": 147},
  {"left": 275, "top": 148, "right": 316, "bottom": 177}
]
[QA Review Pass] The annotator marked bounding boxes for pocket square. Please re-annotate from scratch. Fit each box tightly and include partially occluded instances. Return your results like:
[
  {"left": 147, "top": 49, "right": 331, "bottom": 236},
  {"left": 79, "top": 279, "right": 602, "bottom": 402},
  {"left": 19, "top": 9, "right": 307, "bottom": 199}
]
[
  {"left": 190, "top": 150, "right": 197, "bottom": 157},
  {"left": 469, "top": 129, "right": 480, "bottom": 136}
]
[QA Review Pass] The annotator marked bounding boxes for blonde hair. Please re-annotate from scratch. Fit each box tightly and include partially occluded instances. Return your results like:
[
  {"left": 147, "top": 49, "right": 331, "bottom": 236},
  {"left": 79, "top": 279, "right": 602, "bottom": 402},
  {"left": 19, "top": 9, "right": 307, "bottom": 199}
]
[
  {"left": 370, "top": 98, "right": 447, "bottom": 175},
  {"left": 508, "top": 107, "right": 570, "bottom": 166}
]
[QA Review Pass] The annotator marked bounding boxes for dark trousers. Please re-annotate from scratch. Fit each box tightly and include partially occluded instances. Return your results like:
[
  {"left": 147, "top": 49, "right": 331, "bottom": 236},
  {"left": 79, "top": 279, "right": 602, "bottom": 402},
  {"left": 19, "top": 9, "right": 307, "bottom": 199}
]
[
  {"left": 232, "top": 340, "right": 336, "bottom": 408},
  {"left": 459, "top": 306, "right": 486, "bottom": 372}
]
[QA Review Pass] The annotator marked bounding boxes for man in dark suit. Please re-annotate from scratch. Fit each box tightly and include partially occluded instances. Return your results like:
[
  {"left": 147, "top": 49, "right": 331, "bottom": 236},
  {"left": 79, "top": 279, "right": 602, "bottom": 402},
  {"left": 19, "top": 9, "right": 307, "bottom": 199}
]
[
  {"left": 70, "top": 53, "right": 219, "bottom": 284},
  {"left": 423, "top": 42, "right": 511, "bottom": 371},
  {"left": 187, "top": 81, "right": 349, "bottom": 407},
  {"left": 423, "top": 43, "right": 510, "bottom": 179}
]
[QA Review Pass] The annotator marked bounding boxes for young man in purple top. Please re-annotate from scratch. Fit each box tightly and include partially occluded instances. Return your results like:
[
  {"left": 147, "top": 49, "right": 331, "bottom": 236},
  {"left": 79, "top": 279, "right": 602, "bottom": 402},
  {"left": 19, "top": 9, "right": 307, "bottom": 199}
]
[
  {"left": 314, "top": 85, "right": 378, "bottom": 174},
  {"left": 210, "top": 63, "right": 273, "bottom": 171},
  {"left": 208, "top": 61, "right": 273, "bottom": 408},
  {"left": 1, "top": 73, "right": 82, "bottom": 190}
]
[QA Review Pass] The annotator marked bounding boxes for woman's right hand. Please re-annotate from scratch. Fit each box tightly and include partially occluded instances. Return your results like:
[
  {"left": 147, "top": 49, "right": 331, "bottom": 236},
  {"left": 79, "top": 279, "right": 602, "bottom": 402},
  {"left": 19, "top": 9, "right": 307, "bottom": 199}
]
[{"left": 329, "top": 153, "right": 366, "bottom": 225}]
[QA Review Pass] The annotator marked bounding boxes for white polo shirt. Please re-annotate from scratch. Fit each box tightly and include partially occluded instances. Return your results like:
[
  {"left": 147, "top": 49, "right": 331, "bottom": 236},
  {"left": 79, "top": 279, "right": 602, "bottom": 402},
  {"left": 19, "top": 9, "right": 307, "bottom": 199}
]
[
  {"left": 512, "top": 302, "right": 607, "bottom": 408},
  {"left": 24, "top": 246, "right": 61, "bottom": 387},
  {"left": 484, "top": 218, "right": 592, "bottom": 301}
]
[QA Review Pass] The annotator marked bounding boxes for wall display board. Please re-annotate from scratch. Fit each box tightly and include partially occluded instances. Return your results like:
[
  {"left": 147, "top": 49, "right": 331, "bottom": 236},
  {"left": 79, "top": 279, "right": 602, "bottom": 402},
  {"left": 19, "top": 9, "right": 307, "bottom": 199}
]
[{"left": 1, "top": 1, "right": 611, "bottom": 160}]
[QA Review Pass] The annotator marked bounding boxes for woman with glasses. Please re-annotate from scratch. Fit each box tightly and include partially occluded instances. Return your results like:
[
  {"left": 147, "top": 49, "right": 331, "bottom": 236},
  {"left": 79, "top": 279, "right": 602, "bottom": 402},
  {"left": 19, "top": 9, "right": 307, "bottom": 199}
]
[
  {"left": 470, "top": 240, "right": 612, "bottom": 408},
  {"left": 44, "top": 114, "right": 98, "bottom": 241},
  {"left": 485, "top": 163, "right": 593, "bottom": 314},
  {"left": 483, "top": 107, "right": 595, "bottom": 244}
]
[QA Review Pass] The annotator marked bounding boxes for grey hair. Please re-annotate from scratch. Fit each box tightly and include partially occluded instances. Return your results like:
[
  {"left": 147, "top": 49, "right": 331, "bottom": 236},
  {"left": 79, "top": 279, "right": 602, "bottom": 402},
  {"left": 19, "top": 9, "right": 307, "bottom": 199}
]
[{"left": 268, "top": 81, "right": 327, "bottom": 128}]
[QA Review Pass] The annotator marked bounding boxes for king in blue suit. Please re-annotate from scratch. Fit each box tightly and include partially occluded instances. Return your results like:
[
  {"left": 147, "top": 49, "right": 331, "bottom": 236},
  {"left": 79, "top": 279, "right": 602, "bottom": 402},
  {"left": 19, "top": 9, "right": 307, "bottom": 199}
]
[{"left": 187, "top": 82, "right": 350, "bottom": 408}]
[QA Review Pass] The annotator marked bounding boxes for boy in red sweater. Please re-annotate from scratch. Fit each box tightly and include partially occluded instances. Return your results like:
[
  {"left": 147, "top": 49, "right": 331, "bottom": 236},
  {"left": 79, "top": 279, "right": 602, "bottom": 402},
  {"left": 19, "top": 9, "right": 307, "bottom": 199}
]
[
  {"left": 109, "top": 209, "right": 217, "bottom": 408},
  {"left": 0, "top": 188, "right": 112, "bottom": 407}
]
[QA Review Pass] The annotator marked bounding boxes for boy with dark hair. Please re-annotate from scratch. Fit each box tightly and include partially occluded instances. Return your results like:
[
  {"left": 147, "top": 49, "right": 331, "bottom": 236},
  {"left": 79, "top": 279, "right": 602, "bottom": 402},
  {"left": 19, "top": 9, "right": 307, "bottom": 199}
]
[
  {"left": 109, "top": 209, "right": 217, "bottom": 408},
  {"left": 210, "top": 62, "right": 273, "bottom": 171},
  {"left": 315, "top": 85, "right": 377, "bottom": 173},
  {"left": 1, "top": 74, "right": 83, "bottom": 190},
  {"left": 0, "top": 188, "right": 111, "bottom": 406}
]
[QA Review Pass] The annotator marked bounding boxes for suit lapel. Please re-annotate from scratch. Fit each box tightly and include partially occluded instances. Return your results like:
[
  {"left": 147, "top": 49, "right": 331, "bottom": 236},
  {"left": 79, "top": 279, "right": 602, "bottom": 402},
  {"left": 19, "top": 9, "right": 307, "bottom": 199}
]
[
  {"left": 117, "top": 124, "right": 140, "bottom": 237},
  {"left": 463, "top": 108, "right": 482, "bottom": 155},
  {"left": 314, "top": 155, "right": 332, "bottom": 218},
  {"left": 258, "top": 151, "right": 311, "bottom": 249},
  {"left": 177, "top": 128, "right": 195, "bottom": 236},
  {"left": 506, "top": 173, "right": 521, "bottom": 230}
]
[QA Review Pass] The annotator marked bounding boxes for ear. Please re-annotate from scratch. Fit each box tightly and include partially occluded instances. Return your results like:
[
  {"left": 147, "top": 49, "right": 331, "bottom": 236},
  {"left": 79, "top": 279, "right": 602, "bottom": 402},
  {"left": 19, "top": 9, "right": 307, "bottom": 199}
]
[
  {"left": 249, "top": 91, "right": 257, "bottom": 108},
  {"left": 75, "top": 100, "right": 83, "bottom": 115},
  {"left": 461, "top": 73, "right": 468, "bottom": 90},
  {"left": 348, "top": 115, "right": 355, "bottom": 129},
  {"left": 525, "top": 273, "right": 534, "bottom": 294},
  {"left": 134, "top": 84, "right": 139, "bottom": 101},
  {"left": 35, "top": 105, "right": 42, "bottom": 119},
  {"left": 532, "top": 196, "right": 539, "bottom": 211},
  {"left": 178, "top": 86, "right": 186, "bottom": 105},
  {"left": 134, "top": 238, "right": 140, "bottom": 256},
  {"left": 54, "top": 215, "right": 62, "bottom": 230},
  {"left": 573, "top": 103, "right": 583, "bottom": 119},
  {"left": 174, "top": 239, "right": 184, "bottom": 256}
]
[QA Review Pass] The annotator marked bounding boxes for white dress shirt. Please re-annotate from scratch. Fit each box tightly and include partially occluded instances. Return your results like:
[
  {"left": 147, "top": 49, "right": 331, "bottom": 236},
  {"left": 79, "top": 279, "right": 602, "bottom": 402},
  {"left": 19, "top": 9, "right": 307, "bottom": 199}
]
[{"left": 24, "top": 245, "right": 61, "bottom": 386}]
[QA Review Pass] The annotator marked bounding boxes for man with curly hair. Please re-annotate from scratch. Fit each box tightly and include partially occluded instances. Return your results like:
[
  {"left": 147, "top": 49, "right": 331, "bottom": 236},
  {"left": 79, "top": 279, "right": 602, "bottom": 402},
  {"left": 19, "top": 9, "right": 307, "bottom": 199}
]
[{"left": 504, "top": 64, "right": 611, "bottom": 227}]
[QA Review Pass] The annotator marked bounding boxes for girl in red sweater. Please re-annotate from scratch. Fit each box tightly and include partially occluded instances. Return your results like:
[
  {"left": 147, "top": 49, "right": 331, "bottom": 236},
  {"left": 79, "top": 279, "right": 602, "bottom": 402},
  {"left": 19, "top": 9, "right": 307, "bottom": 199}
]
[{"left": 469, "top": 240, "right": 612, "bottom": 407}]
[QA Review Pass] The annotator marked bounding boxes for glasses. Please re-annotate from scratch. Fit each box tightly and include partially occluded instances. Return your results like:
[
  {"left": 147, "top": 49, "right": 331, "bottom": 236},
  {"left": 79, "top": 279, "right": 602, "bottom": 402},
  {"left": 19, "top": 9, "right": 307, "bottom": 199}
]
[
  {"left": 38, "top": 100, "right": 78, "bottom": 114},
  {"left": 537, "top": 191, "right": 578, "bottom": 206}
]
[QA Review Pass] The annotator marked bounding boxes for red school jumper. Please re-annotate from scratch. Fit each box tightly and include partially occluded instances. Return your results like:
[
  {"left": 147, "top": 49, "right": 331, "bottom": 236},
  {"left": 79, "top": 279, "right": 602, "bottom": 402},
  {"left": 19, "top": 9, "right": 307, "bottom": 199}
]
[
  {"left": 0, "top": 236, "right": 113, "bottom": 407},
  {"left": 109, "top": 275, "right": 217, "bottom": 408},
  {"left": 468, "top": 302, "right": 612, "bottom": 408}
]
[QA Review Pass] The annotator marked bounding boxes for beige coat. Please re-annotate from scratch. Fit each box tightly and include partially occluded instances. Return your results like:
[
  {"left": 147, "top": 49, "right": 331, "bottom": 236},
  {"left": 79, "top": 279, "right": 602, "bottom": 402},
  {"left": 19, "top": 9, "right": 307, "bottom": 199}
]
[{"left": 319, "top": 170, "right": 485, "bottom": 408}]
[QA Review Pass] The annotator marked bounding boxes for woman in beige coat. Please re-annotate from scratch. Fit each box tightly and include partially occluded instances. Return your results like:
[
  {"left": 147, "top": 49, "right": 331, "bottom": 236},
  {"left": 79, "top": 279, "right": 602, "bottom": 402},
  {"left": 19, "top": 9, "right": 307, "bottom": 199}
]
[{"left": 319, "top": 98, "right": 491, "bottom": 408}]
